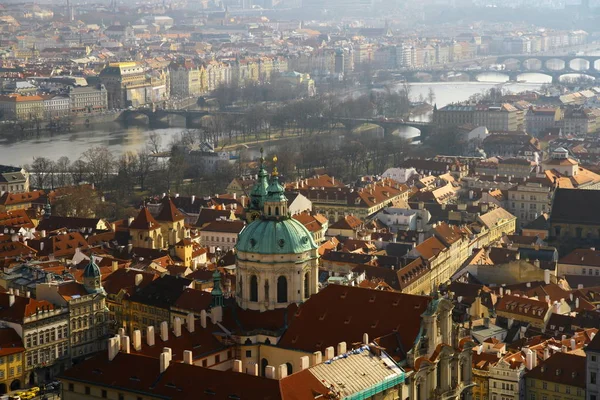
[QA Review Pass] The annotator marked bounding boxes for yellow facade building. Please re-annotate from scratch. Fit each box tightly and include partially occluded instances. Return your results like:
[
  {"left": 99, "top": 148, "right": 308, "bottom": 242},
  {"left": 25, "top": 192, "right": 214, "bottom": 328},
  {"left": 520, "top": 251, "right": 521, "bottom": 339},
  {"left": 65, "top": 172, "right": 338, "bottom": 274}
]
[{"left": 525, "top": 352, "right": 585, "bottom": 400}]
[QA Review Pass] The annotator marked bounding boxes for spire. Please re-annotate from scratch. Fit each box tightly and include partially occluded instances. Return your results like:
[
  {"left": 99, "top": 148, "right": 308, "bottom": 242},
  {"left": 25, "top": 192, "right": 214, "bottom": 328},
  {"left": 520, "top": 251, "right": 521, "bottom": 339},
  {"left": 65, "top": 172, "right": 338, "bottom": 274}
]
[
  {"left": 43, "top": 198, "right": 51, "bottom": 220},
  {"left": 263, "top": 155, "right": 288, "bottom": 219},
  {"left": 211, "top": 269, "right": 223, "bottom": 307},
  {"left": 248, "top": 148, "right": 269, "bottom": 215},
  {"left": 83, "top": 255, "right": 105, "bottom": 294}
]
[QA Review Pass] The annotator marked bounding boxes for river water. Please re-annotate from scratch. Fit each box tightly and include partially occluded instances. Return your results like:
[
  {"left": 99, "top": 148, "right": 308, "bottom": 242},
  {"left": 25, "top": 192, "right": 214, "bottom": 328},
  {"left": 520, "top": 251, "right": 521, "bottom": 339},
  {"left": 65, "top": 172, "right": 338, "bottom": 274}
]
[{"left": 0, "top": 72, "right": 576, "bottom": 166}]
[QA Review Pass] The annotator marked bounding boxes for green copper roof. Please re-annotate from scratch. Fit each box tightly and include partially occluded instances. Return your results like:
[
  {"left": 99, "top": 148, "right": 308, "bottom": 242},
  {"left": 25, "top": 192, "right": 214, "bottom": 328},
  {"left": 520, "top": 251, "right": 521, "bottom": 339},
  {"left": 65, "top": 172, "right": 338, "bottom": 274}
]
[
  {"left": 83, "top": 256, "right": 101, "bottom": 278},
  {"left": 265, "top": 175, "right": 287, "bottom": 203},
  {"left": 249, "top": 163, "right": 269, "bottom": 211},
  {"left": 236, "top": 218, "right": 318, "bottom": 255}
]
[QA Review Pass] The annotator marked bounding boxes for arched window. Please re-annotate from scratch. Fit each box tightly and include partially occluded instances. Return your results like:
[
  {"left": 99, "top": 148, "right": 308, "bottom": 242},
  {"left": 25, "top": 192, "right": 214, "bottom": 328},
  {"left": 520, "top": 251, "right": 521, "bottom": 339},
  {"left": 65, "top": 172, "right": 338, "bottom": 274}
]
[
  {"left": 275, "top": 206, "right": 279, "bottom": 216},
  {"left": 250, "top": 275, "right": 258, "bottom": 302},
  {"left": 286, "top": 362, "right": 293, "bottom": 376},
  {"left": 261, "top": 358, "right": 269, "bottom": 377},
  {"left": 304, "top": 272, "right": 310, "bottom": 299},
  {"left": 277, "top": 276, "right": 287, "bottom": 303}
]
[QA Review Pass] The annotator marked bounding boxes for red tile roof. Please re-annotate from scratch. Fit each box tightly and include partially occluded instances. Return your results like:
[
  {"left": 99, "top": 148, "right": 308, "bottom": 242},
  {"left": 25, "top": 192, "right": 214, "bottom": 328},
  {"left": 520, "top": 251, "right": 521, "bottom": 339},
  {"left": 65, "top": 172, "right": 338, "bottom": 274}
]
[
  {"left": 156, "top": 197, "right": 185, "bottom": 223},
  {"left": 129, "top": 207, "right": 161, "bottom": 231},
  {"left": 0, "top": 327, "right": 24, "bottom": 357},
  {"left": 277, "top": 285, "right": 430, "bottom": 359}
]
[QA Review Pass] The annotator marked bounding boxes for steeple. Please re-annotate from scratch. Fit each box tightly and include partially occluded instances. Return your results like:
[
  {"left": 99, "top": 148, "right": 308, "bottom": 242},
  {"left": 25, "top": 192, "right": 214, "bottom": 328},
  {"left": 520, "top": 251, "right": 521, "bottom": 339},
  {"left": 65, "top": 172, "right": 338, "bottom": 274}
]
[
  {"left": 263, "top": 156, "right": 288, "bottom": 219},
  {"left": 43, "top": 198, "right": 51, "bottom": 220},
  {"left": 248, "top": 148, "right": 269, "bottom": 220},
  {"left": 211, "top": 269, "right": 223, "bottom": 307}
]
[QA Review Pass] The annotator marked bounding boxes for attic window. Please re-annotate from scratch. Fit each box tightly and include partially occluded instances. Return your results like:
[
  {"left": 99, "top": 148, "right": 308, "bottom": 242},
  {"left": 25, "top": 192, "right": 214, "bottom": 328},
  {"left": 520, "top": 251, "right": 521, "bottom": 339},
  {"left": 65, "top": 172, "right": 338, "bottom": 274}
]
[
  {"left": 204, "top": 390, "right": 216, "bottom": 396},
  {"left": 556, "top": 369, "right": 561, "bottom": 376},
  {"left": 344, "top": 317, "right": 352, "bottom": 325},
  {"left": 371, "top": 320, "right": 379, "bottom": 328},
  {"left": 369, "top": 295, "right": 376, "bottom": 303},
  {"left": 165, "top": 383, "right": 177, "bottom": 389},
  {"left": 319, "top": 313, "right": 326, "bottom": 321},
  {"left": 340, "top": 291, "right": 347, "bottom": 299},
  {"left": 130, "top": 376, "right": 140, "bottom": 381}
]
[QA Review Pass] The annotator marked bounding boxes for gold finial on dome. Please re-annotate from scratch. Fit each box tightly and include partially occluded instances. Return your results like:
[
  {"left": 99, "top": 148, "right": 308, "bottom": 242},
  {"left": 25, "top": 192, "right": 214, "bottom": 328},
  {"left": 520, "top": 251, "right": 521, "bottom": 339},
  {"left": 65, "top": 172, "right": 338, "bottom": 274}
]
[
  {"left": 259, "top": 147, "right": 264, "bottom": 164},
  {"left": 272, "top": 155, "right": 279, "bottom": 177}
]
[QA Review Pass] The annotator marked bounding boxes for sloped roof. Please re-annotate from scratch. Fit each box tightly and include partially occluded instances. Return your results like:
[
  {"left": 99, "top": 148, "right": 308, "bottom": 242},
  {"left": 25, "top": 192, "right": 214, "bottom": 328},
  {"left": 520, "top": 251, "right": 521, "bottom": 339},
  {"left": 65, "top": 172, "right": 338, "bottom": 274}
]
[
  {"left": 156, "top": 197, "right": 185, "bottom": 223},
  {"left": 129, "top": 207, "right": 161, "bottom": 230}
]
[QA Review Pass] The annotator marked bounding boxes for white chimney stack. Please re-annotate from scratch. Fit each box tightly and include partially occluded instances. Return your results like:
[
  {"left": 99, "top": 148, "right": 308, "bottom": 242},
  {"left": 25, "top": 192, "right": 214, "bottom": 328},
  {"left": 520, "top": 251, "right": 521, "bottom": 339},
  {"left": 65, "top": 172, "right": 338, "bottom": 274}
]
[
  {"left": 312, "top": 351, "right": 322, "bottom": 365},
  {"left": 278, "top": 364, "right": 288, "bottom": 379},
  {"left": 576, "top": 298, "right": 580, "bottom": 309},
  {"left": 160, "top": 321, "right": 169, "bottom": 342},
  {"left": 544, "top": 347, "right": 550, "bottom": 360},
  {"left": 300, "top": 356, "right": 309, "bottom": 370},
  {"left": 200, "top": 310, "right": 207, "bottom": 329},
  {"left": 108, "top": 337, "right": 119, "bottom": 361},
  {"left": 183, "top": 350, "right": 193, "bottom": 365},
  {"left": 187, "top": 313, "right": 195, "bottom": 333},
  {"left": 174, "top": 317, "right": 182, "bottom": 337},
  {"left": 337, "top": 342, "right": 347, "bottom": 356},
  {"left": 133, "top": 330, "right": 141, "bottom": 351},
  {"left": 248, "top": 364, "right": 258, "bottom": 376},
  {"left": 544, "top": 269, "right": 550, "bottom": 285},
  {"left": 135, "top": 274, "right": 143, "bottom": 286},
  {"left": 525, "top": 348, "right": 533, "bottom": 370},
  {"left": 265, "top": 366, "right": 276, "bottom": 379},
  {"left": 363, "top": 333, "right": 369, "bottom": 344},
  {"left": 324, "top": 346, "right": 334, "bottom": 360},
  {"left": 163, "top": 347, "right": 172, "bottom": 361},
  {"left": 14, "top": 289, "right": 19, "bottom": 297},
  {"left": 8, "top": 294, "right": 14, "bottom": 307},
  {"left": 122, "top": 336, "right": 130, "bottom": 354},
  {"left": 147, "top": 326, "right": 155, "bottom": 346},
  {"left": 233, "top": 360, "right": 243, "bottom": 372},
  {"left": 571, "top": 338, "right": 576, "bottom": 351},
  {"left": 160, "top": 352, "right": 170, "bottom": 373}
]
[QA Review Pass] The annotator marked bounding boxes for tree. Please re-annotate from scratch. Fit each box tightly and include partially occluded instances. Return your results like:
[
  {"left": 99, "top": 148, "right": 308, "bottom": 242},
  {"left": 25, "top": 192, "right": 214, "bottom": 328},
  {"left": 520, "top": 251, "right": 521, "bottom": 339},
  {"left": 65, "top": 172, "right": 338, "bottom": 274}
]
[
  {"left": 80, "top": 146, "right": 115, "bottom": 189},
  {"left": 27, "top": 157, "right": 55, "bottom": 189},
  {"left": 147, "top": 131, "right": 163, "bottom": 154},
  {"left": 54, "top": 156, "right": 71, "bottom": 188},
  {"left": 51, "top": 185, "right": 106, "bottom": 218},
  {"left": 427, "top": 88, "right": 436, "bottom": 105}
]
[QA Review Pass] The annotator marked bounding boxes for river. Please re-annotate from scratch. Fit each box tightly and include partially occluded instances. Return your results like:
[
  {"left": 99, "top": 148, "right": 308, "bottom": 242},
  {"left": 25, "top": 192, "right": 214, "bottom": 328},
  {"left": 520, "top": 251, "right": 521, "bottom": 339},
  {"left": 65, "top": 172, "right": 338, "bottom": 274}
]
[{"left": 0, "top": 72, "right": 572, "bottom": 166}]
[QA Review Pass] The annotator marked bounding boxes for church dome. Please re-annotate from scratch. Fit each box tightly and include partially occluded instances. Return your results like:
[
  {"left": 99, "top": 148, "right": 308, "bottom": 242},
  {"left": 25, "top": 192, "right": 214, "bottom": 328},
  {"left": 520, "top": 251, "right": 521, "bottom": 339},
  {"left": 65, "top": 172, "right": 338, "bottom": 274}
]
[{"left": 236, "top": 218, "right": 317, "bottom": 255}]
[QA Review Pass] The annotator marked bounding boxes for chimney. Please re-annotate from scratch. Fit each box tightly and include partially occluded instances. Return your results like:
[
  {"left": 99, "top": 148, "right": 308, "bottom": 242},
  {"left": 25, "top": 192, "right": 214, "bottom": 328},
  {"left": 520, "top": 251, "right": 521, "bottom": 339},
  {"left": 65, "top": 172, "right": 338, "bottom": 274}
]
[
  {"left": 525, "top": 348, "right": 533, "bottom": 370},
  {"left": 248, "top": 364, "right": 258, "bottom": 376},
  {"left": 112, "top": 261, "right": 118, "bottom": 272},
  {"left": 122, "top": 336, "right": 130, "bottom": 354},
  {"left": 163, "top": 347, "right": 172, "bottom": 360},
  {"left": 312, "top": 351, "right": 322, "bottom": 365},
  {"left": 543, "top": 347, "right": 550, "bottom": 360},
  {"left": 8, "top": 294, "right": 15, "bottom": 307},
  {"left": 25, "top": 291, "right": 30, "bottom": 298},
  {"left": 300, "top": 356, "right": 309, "bottom": 370},
  {"left": 233, "top": 359, "right": 243, "bottom": 372},
  {"left": 499, "top": 287, "right": 504, "bottom": 297},
  {"left": 133, "top": 330, "right": 141, "bottom": 351},
  {"left": 324, "top": 346, "right": 334, "bottom": 360},
  {"left": 128, "top": 217, "right": 134, "bottom": 227},
  {"left": 278, "top": 364, "right": 288, "bottom": 379},
  {"left": 41, "top": 230, "right": 46, "bottom": 238},
  {"left": 545, "top": 295, "right": 550, "bottom": 303},
  {"left": 147, "top": 326, "right": 155, "bottom": 346},
  {"left": 160, "top": 352, "right": 170, "bottom": 373},
  {"left": 363, "top": 333, "right": 369, "bottom": 345},
  {"left": 191, "top": 195, "right": 195, "bottom": 204},
  {"left": 160, "top": 321, "right": 169, "bottom": 342},
  {"left": 118, "top": 328, "right": 125, "bottom": 338},
  {"left": 578, "top": 284, "right": 584, "bottom": 289},
  {"left": 135, "top": 274, "right": 143, "bottom": 286},
  {"left": 265, "top": 366, "right": 276, "bottom": 379},
  {"left": 186, "top": 313, "right": 195, "bottom": 333},
  {"left": 14, "top": 289, "right": 19, "bottom": 297},
  {"left": 200, "top": 310, "right": 207, "bottom": 329},
  {"left": 337, "top": 342, "right": 347, "bottom": 356},
  {"left": 562, "top": 345, "right": 568, "bottom": 353},
  {"left": 571, "top": 338, "right": 576, "bottom": 351},
  {"left": 526, "top": 282, "right": 531, "bottom": 288},
  {"left": 174, "top": 317, "right": 182, "bottom": 337},
  {"left": 183, "top": 350, "right": 193, "bottom": 365},
  {"left": 108, "top": 336, "right": 119, "bottom": 361},
  {"left": 575, "top": 298, "right": 580, "bottom": 309},
  {"left": 544, "top": 269, "right": 550, "bottom": 285}
]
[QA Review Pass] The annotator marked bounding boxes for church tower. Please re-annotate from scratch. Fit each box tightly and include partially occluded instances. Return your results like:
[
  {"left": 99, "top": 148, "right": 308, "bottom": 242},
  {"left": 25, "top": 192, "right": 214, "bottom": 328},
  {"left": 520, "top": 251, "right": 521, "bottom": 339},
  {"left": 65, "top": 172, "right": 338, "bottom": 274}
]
[
  {"left": 235, "top": 157, "right": 319, "bottom": 312},
  {"left": 83, "top": 256, "right": 105, "bottom": 294}
]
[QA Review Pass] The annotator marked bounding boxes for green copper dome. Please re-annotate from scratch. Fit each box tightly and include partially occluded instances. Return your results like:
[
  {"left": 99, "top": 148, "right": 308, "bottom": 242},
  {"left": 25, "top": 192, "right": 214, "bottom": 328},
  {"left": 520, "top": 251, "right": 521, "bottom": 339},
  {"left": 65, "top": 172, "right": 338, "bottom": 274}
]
[{"left": 236, "top": 218, "right": 318, "bottom": 255}]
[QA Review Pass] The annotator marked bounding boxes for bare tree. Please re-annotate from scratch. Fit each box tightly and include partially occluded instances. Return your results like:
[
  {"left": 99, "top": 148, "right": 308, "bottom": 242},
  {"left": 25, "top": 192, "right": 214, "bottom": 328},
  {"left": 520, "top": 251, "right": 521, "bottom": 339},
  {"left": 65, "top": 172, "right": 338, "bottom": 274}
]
[
  {"left": 147, "top": 131, "right": 163, "bottom": 154},
  {"left": 81, "top": 146, "right": 115, "bottom": 189}
]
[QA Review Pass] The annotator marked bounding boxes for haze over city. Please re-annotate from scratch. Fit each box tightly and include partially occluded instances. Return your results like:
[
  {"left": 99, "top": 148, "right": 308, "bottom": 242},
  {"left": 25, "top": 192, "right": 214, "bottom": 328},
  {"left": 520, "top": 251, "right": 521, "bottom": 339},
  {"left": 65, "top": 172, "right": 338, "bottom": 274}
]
[{"left": 1, "top": 1, "right": 600, "bottom": 400}]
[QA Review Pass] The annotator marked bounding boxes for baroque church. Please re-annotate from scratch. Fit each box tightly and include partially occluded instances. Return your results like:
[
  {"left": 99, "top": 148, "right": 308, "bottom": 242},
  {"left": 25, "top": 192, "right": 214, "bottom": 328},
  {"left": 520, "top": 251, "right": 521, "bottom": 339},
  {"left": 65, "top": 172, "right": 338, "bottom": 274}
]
[{"left": 204, "top": 155, "right": 475, "bottom": 400}]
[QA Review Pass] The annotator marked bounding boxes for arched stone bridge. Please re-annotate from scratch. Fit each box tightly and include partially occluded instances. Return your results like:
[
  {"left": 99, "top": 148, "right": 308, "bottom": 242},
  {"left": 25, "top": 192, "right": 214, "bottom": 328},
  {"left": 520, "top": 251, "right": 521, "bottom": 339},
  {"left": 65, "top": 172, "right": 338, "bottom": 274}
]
[{"left": 335, "top": 117, "right": 435, "bottom": 139}]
